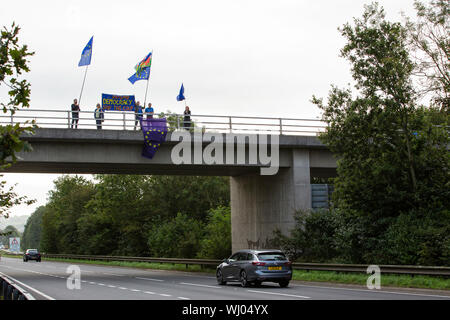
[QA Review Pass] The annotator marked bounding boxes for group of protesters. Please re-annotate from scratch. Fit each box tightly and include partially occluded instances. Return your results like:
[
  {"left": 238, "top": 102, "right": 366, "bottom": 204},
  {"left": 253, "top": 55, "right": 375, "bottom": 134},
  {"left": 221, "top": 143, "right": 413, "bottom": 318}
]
[{"left": 70, "top": 99, "right": 191, "bottom": 130}]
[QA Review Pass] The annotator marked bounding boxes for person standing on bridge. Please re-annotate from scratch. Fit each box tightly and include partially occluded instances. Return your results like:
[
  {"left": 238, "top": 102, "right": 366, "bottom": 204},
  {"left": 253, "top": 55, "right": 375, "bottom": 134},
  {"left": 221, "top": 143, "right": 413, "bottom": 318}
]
[
  {"left": 145, "top": 102, "right": 154, "bottom": 120},
  {"left": 183, "top": 106, "right": 191, "bottom": 130},
  {"left": 134, "top": 101, "right": 143, "bottom": 130},
  {"left": 71, "top": 98, "right": 80, "bottom": 129},
  {"left": 94, "top": 103, "right": 104, "bottom": 129}
]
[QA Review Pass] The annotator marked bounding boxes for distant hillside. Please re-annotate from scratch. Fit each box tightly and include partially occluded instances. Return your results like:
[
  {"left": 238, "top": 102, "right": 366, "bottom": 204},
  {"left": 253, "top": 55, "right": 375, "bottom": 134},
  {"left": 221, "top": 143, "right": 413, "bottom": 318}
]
[{"left": 0, "top": 215, "right": 30, "bottom": 233}]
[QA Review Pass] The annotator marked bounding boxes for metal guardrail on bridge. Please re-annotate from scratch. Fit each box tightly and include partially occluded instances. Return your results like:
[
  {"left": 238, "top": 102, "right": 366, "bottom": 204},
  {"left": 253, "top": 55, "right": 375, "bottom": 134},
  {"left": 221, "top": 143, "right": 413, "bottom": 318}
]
[
  {"left": 0, "top": 108, "right": 326, "bottom": 135},
  {"left": 41, "top": 253, "right": 450, "bottom": 277}
]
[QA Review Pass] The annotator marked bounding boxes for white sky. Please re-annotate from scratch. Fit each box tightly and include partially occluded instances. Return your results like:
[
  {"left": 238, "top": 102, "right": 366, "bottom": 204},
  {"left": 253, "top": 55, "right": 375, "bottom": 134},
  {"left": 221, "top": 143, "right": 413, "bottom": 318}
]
[{"left": 1, "top": 0, "right": 418, "bottom": 219}]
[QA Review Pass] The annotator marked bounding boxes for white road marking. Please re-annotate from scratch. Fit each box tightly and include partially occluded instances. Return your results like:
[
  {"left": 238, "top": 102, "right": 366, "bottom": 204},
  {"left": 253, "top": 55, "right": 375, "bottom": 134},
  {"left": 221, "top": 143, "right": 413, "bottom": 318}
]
[
  {"left": 159, "top": 293, "right": 172, "bottom": 297},
  {"left": 0, "top": 271, "right": 54, "bottom": 300},
  {"left": 144, "top": 291, "right": 155, "bottom": 294},
  {"left": 247, "top": 290, "right": 310, "bottom": 299},
  {"left": 179, "top": 282, "right": 222, "bottom": 289},
  {"left": 178, "top": 296, "right": 190, "bottom": 300},
  {"left": 135, "top": 277, "right": 164, "bottom": 282},
  {"left": 291, "top": 284, "right": 450, "bottom": 299},
  {"left": 102, "top": 272, "right": 124, "bottom": 277},
  {"left": 118, "top": 287, "right": 128, "bottom": 290},
  {"left": 130, "top": 289, "right": 141, "bottom": 292}
]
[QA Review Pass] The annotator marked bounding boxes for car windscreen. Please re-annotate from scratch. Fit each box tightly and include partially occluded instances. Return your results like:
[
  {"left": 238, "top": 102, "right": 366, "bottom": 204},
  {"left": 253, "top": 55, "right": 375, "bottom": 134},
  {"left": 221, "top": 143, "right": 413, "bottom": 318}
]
[
  {"left": 257, "top": 252, "right": 287, "bottom": 261},
  {"left": 27, "top": 249, "right": 38, "bottom": 253}
]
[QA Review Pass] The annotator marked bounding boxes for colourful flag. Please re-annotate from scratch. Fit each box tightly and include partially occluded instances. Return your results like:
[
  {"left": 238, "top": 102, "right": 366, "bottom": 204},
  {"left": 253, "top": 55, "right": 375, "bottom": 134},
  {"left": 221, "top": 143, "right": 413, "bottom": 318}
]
[
  {"left": 135, "top": 51, "right": 152, "bottom": 77},
  {"left": 78, "top": 36, "right": 93, "bottom": 67}
]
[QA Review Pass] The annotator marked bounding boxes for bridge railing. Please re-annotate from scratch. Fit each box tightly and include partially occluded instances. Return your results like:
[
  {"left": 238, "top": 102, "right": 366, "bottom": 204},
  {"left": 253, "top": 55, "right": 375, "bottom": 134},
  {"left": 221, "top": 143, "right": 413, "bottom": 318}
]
[{"left": 0, "top": 108, "right": 327, "bottom": 135}]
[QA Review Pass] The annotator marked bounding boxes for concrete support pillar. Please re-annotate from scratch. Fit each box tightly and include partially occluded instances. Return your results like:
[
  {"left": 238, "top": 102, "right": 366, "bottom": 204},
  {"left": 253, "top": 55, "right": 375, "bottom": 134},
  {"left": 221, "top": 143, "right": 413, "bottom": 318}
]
[{"left": 230, "top": 149, "right": 311, "bottom": 252}]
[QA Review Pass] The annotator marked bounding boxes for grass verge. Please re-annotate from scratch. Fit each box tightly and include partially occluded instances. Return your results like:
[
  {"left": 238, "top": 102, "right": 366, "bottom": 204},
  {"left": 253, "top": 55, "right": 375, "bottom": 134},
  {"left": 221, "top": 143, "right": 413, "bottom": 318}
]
[
  {"left": 291, "top": 269, "right": 450, "bottom": 291},
  {"left": 2, "top": 253, "right": 448, "bottom": 291}
]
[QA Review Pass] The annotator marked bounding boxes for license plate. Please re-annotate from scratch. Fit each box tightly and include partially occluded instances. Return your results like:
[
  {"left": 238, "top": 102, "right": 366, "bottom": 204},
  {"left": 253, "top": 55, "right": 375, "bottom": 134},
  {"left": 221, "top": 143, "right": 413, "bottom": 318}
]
[{"left": 268, "top": 266, "right": 282, "bottom": 271}]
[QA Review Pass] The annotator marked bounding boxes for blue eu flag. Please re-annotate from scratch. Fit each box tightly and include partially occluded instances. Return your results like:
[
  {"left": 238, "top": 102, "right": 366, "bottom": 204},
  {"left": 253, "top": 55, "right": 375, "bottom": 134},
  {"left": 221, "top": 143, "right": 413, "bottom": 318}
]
[
  {"left": 128, "top": 66, "right": 150, "bottom": 84},
  {"left": 78, "top": 36, "right": 93, "bottom": 67},
  {"left": 177, "top": 83, "right": 185, "bottom": 101}
]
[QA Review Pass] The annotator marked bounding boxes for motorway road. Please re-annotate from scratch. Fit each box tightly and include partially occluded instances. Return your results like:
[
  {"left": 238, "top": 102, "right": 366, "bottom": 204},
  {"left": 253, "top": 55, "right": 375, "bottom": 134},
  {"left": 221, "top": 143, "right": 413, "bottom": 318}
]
[{"left": 0, "top": 257, "right": 449, "bottom": 300}]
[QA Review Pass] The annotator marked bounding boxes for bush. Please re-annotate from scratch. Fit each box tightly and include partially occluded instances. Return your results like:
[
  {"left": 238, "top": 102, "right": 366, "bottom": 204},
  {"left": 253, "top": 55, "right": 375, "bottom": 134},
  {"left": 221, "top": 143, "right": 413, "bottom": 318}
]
[
  {"left": 271, "top": 209, "right": 341, "bottom": 262},
  {"left": 197, "top": 206, "right": 231, "bottom": 259},
  {"left": 147, "top": 213, "right": 204, "bottom": 258},
  {"left": 384, "top": 210, "right": 450, "bottom": 266}
]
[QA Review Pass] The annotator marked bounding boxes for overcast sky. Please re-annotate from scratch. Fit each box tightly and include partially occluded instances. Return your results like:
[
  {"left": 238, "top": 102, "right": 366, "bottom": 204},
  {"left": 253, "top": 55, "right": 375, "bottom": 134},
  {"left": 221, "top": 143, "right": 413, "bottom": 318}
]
[{"left": 1, "top": 0, "right": 418, "bottom": 219}]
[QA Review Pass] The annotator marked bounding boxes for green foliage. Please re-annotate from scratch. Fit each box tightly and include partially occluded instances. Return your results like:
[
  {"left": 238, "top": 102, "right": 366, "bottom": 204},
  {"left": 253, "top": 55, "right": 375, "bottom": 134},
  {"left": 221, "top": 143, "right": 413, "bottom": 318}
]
[
  {"left": 311, "top": 2, "right": 448, "bottom": 224},
  {"left": 198, "top": 206, "right": 231, "bottom": 259},
  {"left": 1, "top": 23, "right": 36, "bottom": 218},
  {"left": 40, "top": 176, "right": 95, "bottom": 253},
  {"left": 271, "top": 207, "right": 450, "bottom": 266},
  {"left": 147, "top": 213, "right": 204, "bottom": 258},
  {"left": 271, "top": 210, "right": 341, "bottom": 262},
  {"left": 21, "top": 206, "right": 45, "bottom": 250},
  {"left": 38, "top": 174, "right": 230, "bottom": 257}
]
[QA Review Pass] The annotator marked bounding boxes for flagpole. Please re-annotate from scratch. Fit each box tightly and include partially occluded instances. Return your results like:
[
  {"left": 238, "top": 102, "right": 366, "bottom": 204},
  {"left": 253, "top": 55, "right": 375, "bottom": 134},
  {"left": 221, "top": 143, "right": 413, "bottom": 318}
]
[
  {"left": 78, "top": 64, "right": 89, "bottom": 106},
  {"left": 143, "top": 76, "right": 150, "bottom": 107},
  {"left": 143, "top": 50, "right": 153, "bottom": 107}
]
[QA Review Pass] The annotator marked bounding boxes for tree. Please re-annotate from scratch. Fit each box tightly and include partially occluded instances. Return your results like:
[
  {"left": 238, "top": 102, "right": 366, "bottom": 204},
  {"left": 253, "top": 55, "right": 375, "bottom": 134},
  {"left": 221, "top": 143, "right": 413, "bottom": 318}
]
[
  {"left": 147, "top": 213, "right": 204, "bottom": 258},
  {"left": 405, "top": 0, "right": 449, "bottom": 109},
  {"left": 0, "top": 23, "right": 36, "bottom": 219},
  {"left": 310, "top": 3, "right": 449, "bottom": 264},
  {"left": 0, "top": 225, "right": 21, "bottom": 247},
  {"left": 40, "top": 176, "right": 95, "bottom": 253},
  {"left": 198, "top": 206, "right": 231, "bottom": 259},
  {"left": 313, "top": 3, "right": 448, "bottom": 216},
  {"left": 21, "top": 206, "right": 45, "bottom": 250}
]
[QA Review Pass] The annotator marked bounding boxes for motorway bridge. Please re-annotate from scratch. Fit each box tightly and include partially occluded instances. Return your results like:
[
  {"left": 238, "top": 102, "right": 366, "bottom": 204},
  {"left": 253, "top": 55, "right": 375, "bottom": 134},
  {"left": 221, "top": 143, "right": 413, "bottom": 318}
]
[{"left": 5, "top": 110, "right": 337, "bottom": 252}]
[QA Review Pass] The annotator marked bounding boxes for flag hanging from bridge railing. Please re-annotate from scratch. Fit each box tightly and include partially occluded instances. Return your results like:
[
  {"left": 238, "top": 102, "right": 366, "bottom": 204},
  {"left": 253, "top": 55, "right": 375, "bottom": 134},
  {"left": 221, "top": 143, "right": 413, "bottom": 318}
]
[{"left": 140, "top": 118, "right": 168, "bottom": 159}]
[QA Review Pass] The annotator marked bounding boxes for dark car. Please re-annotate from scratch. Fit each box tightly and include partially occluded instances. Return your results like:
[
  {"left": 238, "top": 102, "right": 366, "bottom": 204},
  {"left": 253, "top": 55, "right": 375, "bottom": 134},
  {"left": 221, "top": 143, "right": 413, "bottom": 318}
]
[
  {"left": 23, "top": 249, "right": 41, "bottom": 262},
  {"left": 216, "top": 249, "right": 292, "bottom": 288}
]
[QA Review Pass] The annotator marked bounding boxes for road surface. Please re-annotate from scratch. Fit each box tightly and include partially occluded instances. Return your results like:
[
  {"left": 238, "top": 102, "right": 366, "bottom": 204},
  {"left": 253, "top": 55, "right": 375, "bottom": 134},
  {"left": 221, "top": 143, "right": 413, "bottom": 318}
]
[{"left": 0, "top": 257, "right": 449, "bottom": 300}]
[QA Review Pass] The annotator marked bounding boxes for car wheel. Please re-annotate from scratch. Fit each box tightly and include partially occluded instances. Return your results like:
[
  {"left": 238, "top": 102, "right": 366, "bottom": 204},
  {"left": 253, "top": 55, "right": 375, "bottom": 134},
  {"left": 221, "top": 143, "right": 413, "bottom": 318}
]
[
  {"left": 279, "top": 280, "right": 289, "bottom": 288},
  {"left": 240, "top": 270, "right": 249, "bottom": 288},
  {"left": 216, "top": 270, "right": 226, "bottom": 285}
]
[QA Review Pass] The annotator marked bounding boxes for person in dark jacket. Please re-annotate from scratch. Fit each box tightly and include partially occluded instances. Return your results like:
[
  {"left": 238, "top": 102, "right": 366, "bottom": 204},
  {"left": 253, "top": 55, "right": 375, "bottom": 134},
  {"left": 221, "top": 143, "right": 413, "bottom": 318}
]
[
  {"left": 183, "top": 106, "right": 191, "bottom": 130},
  {"left": 71, "top": 98, "right": 80, "bottom": 129},
  {"left": 94, "top": 103, "right": 104, "bottom": 129}
]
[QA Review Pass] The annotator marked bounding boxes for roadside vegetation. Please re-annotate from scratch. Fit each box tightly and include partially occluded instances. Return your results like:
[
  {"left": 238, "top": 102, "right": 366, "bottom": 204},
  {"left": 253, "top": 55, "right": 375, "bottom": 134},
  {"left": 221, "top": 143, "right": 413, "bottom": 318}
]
[{"left": 273, "top": 1, "right": 449, "bottom": 267}]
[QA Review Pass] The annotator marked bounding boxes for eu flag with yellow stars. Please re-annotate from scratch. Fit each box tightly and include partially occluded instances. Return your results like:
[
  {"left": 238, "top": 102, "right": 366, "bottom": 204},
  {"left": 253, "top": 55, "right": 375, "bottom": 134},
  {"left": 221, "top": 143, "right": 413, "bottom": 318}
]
[
  {"left": 128, "top": 66, "right": 150, "bottom": 84},
  {"left": 78, "top": 36, "right": 93, "bottom": 67},
  {"left": 140, "top": 118, "right": 168, "bottom": 159}
]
